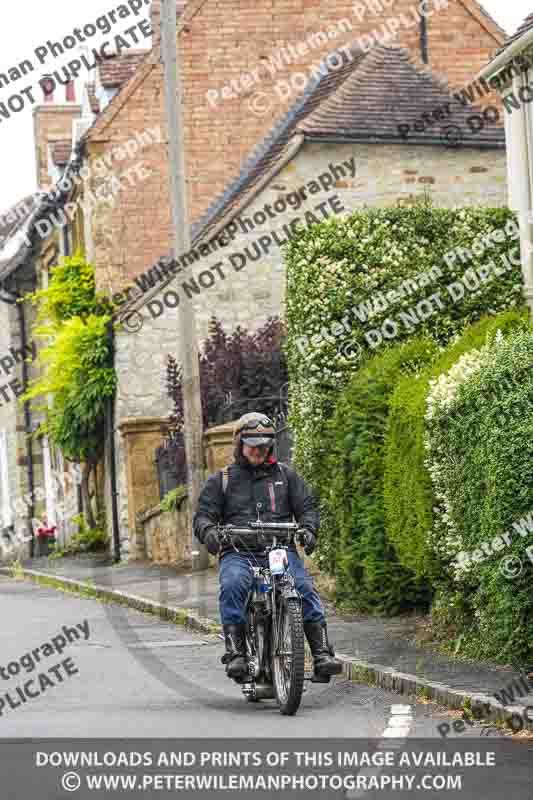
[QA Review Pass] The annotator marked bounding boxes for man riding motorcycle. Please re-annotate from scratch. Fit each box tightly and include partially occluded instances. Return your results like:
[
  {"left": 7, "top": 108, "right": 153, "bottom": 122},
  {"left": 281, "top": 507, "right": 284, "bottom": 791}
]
[{"left": 193, "top": 411, "right": 343, "bottom": 683}]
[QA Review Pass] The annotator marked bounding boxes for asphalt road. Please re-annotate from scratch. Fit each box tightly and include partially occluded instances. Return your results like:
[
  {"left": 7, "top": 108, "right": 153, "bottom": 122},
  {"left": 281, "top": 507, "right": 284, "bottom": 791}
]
[{"left": 0, "top": 575, "right": 531, "bottom": 799}]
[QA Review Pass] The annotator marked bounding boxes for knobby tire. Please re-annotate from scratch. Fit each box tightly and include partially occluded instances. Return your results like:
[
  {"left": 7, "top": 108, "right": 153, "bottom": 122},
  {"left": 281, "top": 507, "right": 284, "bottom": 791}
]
[{"left": 272, "top": 598, "right": 305, "bottom": 716}]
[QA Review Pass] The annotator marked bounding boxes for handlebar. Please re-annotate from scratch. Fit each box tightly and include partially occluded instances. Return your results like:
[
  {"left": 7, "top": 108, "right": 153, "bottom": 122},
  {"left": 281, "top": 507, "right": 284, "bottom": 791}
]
[
  {"left": 249, "top": 522, "right": 300, "bottom": 531},
  {"left": 216, "top": 522, "right": 305, "bottom": 546}
]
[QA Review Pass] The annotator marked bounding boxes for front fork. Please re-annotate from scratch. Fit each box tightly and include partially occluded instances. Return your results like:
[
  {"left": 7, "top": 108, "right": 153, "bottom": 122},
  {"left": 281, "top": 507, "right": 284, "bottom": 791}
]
[{"left": 271, "top": 571, "right": 301, "bottom": 656}]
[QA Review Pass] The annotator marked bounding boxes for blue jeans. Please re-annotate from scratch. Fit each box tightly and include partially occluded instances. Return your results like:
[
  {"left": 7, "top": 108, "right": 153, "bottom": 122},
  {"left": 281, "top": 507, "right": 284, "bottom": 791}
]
[{"left": 219, "top": 550, "right": 325, "bottom": 625}]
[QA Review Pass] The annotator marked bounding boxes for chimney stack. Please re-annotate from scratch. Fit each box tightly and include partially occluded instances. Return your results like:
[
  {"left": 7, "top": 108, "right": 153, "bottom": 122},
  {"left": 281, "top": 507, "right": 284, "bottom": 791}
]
[
  {"left": 66, "top": 81, "right": 76, "bottom": 103},
  {"left": 33, "top": 86, "right": 81, "bottom": 189},
  {"left": 42, "top": 75, "right": 54, "bottom": 103}
]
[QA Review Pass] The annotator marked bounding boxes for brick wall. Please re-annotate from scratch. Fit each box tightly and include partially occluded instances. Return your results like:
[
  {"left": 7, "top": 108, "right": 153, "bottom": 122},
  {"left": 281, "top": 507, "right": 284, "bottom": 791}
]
[
  {"left": 85, "top": 64, "right": 171, "bottom": 294},
  {"left": 182, "top": 0, "right": 504, "bottom": 220}
]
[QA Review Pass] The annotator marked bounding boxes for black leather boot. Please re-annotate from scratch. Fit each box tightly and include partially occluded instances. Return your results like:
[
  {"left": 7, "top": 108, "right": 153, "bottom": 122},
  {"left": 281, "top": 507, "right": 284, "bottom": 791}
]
[
  {"left": 221, "top": 624, "right": 248, "bottom": 680},
  {"left": 304, "top": 621, "right": 343, "bottom": 680}
]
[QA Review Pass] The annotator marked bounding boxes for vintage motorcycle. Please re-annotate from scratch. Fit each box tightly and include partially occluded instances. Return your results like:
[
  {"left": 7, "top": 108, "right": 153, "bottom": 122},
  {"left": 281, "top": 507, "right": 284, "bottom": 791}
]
[{"left": 216, "top": 519, "right": 312, "bottom": 716}]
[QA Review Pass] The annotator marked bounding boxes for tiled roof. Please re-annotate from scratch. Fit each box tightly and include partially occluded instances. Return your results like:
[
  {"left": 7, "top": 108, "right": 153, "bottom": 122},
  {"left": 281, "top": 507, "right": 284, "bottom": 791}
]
[
  {"left": 52, "top": 139, "right": 72, "bottom": 166},
  {"left": 192, "top": 43, "right": 368, "bottom": 245},
  {"left": 0, "top": 195, "right": 36, "bottom": 243},
  {"left": 99, "top": 51, "right": 148, "bottom": 89},
  {"left": 298, "top": 46, "right": 504, "bottom": 146},
  {"left": 495, "top": 12, "right": 533, "bottom": 57},
  {"left": 0, "top": 194, "right": 40, "bottom": 280},
  {"left": 193, "top": 45, "right": 505, "bottom": 246},
  {"left": 86, "top": 83, "right": 99, "bottom": 114}
]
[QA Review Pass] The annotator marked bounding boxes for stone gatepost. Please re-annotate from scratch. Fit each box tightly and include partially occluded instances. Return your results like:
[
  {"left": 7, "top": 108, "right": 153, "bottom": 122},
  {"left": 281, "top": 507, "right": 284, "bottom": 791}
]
[
  {"left": 203, "top": 422, "right": 235, "bottom": 474},
  {"left": 118, "top": 416, "right": 168, "bottom": 560}
]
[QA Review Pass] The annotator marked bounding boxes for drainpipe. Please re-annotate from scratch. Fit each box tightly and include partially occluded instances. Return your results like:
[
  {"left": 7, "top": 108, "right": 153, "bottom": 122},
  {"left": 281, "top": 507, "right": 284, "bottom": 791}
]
[
  {"left": 106, "top": 321, "right": 121, "bottom": 563},
  {"left": 420, "top": 14, "right": 428, "bottom": 65},
  {"left": 505, "top": 73, "right": 533, "bottom": 315}
]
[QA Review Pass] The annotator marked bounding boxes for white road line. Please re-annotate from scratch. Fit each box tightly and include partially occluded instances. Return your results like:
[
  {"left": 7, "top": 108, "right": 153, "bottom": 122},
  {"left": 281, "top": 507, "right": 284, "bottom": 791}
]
[{"left": 345, "top": 704, "right": 414, "bottom": 799}]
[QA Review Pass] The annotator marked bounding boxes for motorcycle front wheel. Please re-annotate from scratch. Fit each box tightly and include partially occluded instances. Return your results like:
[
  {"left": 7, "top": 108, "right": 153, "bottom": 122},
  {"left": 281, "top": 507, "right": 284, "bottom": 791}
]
[{"left": 271, "top": 598, "right": 305, "bottom": 716}]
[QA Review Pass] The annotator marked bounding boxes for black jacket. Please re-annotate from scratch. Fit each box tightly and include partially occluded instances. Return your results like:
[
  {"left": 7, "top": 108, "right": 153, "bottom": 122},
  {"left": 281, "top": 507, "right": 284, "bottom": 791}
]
[{"left": 193, "top": 455, "right": 319, "bottom": 558}]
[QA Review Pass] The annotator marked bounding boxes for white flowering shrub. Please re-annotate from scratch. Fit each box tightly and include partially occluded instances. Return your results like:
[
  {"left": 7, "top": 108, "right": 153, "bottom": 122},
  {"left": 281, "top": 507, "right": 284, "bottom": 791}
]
[
  {"left": 424, "top": 346, "right": 490, "bottom": 569},
  {"left": 285, "top": 203, "right": 524, "bottom": 573},
  {"left": 426, "top": 348, "right": 489, "bottom": 421},
  {"left": 424, "top": 325, "right": 533, "bottom": 664},
  {"left": 383, "top": 312, "right": 525, "bottom": 588}
]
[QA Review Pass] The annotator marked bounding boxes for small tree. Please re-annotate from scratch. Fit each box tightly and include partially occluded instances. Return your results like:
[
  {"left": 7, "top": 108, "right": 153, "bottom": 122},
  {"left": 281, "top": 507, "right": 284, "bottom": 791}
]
[
  {"left": 22, "top": 251, "right": 115, "bottom": 529},
  {"left": 166, "top": 316, "right": 288, "bottom": 434}
]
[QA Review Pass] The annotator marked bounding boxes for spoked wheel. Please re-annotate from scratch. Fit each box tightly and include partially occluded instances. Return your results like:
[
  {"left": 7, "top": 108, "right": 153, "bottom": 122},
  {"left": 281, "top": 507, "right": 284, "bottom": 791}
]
[{"left": 272, "top": 598, "right": 305, "bottom": 715}]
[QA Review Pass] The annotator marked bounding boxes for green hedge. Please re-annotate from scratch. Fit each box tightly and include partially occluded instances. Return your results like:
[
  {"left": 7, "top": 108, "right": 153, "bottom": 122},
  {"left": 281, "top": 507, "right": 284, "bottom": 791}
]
[
  {"left": 426, "top": 323, "right": 533, "bottom": 665},
  {"left": 286, "top": 203, "right": 524, "bottom": 492},
  {"left": 284, "top": 202, "right": 528, "bottom": 631},
  {"left": 319, "top": 338, "right": 438, "bottom": 614},
  {"left": 383, "top": 310, "right": 528, "bottom": 583}
]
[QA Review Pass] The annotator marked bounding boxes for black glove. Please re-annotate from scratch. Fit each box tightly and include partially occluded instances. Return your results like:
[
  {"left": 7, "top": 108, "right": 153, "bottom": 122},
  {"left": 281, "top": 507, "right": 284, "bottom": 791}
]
[
  {"left": 298, "top": 528, "right": 317, "bottom": 556},
  {"left": 204, "top": 527, "right": 220, "bottom": 556}
]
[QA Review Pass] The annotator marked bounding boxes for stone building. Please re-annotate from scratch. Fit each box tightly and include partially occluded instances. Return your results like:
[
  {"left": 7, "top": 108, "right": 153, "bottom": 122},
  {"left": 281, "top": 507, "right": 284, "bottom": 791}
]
[
  {"left": 0, "top": 72, "right": 120, "bottom": 562},
  {"left": 0, "top": 69, "right": 84, "bottom": 560},
  {"left": 1, "top": 0, "right": 512, "bottom": 562},
  {"left": 0, "top": 193, "right": 81, "bottom": 562}
]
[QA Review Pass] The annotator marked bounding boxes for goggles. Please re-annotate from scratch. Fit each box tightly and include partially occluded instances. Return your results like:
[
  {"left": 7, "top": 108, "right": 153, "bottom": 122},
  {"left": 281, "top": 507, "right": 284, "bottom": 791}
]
[
  {"left": 240, "top": 417, "right": 273, "bottom": 430},
  {"left": 241, "top": 434, "right": 274, "bottom": 448}
]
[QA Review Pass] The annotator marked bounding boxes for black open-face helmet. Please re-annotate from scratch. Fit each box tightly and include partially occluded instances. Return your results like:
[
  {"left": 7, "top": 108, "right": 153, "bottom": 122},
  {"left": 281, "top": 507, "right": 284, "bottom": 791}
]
[{"left": 233, "top": 412, "right": 275, "bottom": 456}]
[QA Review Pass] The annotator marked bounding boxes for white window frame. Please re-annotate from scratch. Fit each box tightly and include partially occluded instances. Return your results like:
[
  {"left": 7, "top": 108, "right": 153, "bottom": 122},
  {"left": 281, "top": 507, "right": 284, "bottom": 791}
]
[{"left": 42, "top": 435, "right": 57, "bottom": 527}]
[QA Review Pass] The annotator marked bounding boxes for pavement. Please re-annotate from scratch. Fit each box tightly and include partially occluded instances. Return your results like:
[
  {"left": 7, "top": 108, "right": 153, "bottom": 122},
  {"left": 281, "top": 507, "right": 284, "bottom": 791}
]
[{"left": 4, "top": 554, "right": 533, "bottom": 733}]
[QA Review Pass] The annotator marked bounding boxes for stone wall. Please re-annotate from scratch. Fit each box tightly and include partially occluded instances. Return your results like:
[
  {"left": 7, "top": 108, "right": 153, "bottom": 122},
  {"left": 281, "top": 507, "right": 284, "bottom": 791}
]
[
  {"left": 204, "top": 423, "right": 235, "bottom": 473},
  {"left": 0, "top": 235, "right": 85, "bottom": 562},
  {"left": 113, "top": 140, "right": 507, "bottom": 414},
  {"left": 134, "top": 421, "right": 235, "bottom": 565},
  {"left": 117, "top": 416, "right": 169, "bottom": 560},
  {"left": 140, "top": 490, "right": 191, "bottom": 568},
  {"left": 0, "top": 249, "right": 47, "bottom": 561},
  {"left": 0, "top": 286, "right": 24, "bottom": 561}
]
